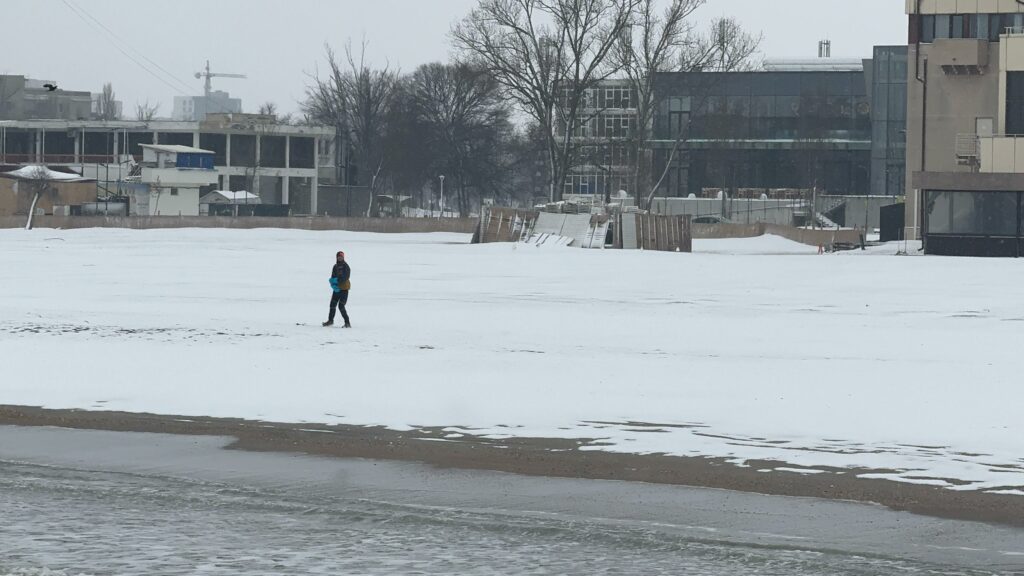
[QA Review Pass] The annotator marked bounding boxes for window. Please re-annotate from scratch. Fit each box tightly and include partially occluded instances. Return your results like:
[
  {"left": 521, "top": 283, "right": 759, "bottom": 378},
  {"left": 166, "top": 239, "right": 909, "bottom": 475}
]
[
  {"left": 921, "top": 15, "right": 935, "bottom": 43},
  {"left": 935, "top": 15, "right": 951, "bottom": 39},
  {"left": 926, "top": 191, "right": 1018, "bottom": 235},
  {"left": 1007, "top": 72, "right": 1024, "bottom": 135},
  {"left": 170, "top": 188, "right": 179, "bottom": 196}
]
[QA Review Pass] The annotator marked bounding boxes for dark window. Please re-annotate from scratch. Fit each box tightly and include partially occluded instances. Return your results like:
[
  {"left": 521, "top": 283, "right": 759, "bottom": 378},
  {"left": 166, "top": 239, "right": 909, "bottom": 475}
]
[
  {"left": 1001, "top": 13, "right": 1018, "bottom": 37},
  {"left": 921, "top": 15, "right": 935, "bottom": 42},
  {"left": 158, "top": 132, "right": 193, "bottom": 147},
  {"left": 1007, "top": 72, "right": 1024, "bottom": 135},
  {"left": 230, "top": 135, "right": 256, "bottom": 166},
  {"left": 289, "top": 137, "right": 315, "bottom": 169},
  {"left": 926, "top": 191, "right": 1017, "bottom": 235},
  {"left": 989, "top": 14, "right": 1002, "bottom": 40},
  {"left": 199, "top": 133, "right": 227, "bottom": 166},
  {"left": 259, "top": 135, "right": 287, "bottom": 168},
  {"left": 952, "top": 15, "right": 965, "bottom": 38},
  {"left": 170, "top": 188, "right": 179, "bottom": 196},
  {"left": 935, "top": 15, "right": 951, "bottom": 39},
  {"left": 978, "top": 14, "right": 990, "bottom": 41}
]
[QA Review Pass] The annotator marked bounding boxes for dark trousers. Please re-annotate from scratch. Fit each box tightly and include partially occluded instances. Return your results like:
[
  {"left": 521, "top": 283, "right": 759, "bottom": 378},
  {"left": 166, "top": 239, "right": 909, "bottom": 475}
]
[{"left": 329, "top": 291, "right": 350, "bottom": 325}]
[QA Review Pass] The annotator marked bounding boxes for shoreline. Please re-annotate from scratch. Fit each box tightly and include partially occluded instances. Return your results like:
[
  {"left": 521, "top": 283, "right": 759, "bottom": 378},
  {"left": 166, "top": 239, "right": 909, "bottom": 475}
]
[{"left": 1, "top": 404, "right": 1021, "bottom": 529}]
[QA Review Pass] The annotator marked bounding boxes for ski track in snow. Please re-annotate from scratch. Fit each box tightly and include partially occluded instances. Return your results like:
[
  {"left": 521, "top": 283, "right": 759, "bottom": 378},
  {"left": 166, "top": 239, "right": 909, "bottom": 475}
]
[{"left": 1, "top": 228, "right": 1022, "bottom": 494}]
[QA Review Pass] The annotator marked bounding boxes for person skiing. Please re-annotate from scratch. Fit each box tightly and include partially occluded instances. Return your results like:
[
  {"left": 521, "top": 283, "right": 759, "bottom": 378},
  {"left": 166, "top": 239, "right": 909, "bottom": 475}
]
[{"left": 323, "top": 250, "right": 351, "bottom": 328}]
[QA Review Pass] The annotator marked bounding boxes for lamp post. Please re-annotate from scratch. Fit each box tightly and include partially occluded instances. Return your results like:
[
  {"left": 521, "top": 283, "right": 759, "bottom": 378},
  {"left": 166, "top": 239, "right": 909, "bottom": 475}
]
[{"left": 439, "top": 174, "right": 445, "bottom": 218}]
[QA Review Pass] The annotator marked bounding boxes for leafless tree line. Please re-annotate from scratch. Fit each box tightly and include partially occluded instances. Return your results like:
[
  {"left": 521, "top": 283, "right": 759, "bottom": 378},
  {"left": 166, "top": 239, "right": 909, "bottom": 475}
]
[{"left": 303, "top": 0, "right": 761, "bottom": 214}]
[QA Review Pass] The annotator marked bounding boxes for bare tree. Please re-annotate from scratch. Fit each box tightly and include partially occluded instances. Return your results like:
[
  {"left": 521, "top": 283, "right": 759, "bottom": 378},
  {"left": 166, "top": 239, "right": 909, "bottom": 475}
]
[
  {"left": 97, "top": 82, "right": 120, "bottom": 120},
  {"left": 410, "top": 63, "right": 511, "bottom": 215},
  {"left": 304, "top": 40, "right": 399, "bottom": 216},
  {"left": 135, "top": 100, "right": 160, "bottom": 121},
  {"left": 23, "top": 166, "right": 51, "bottom": 230},
  {"left": 453, "top": 0, "right": 639, "bottom": 203},
  {"left": 642, "top": 16, "right": 761, "bottom": 209},
  {"left": 257, "top": 101, "right": 277, "bottom": 116},
  {"left": 614, "top": 0, "right": 702, "bottom": 206}
]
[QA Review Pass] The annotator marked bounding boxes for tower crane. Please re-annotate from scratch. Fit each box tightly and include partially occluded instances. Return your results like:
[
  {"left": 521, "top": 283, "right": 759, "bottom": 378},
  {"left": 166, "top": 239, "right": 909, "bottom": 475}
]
[{"left": 194, "top": 60, "right": 246, "bottom": 98}]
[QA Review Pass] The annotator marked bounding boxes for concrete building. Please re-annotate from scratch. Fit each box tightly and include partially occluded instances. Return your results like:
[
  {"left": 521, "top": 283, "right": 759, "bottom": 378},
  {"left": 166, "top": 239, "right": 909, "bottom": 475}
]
[
  {"left": 0, "top": 75, "right": 92, "bottom": 121},
  {"left": 132, "top": 144, "right": 218, "bottom": 216},
  {"left": 562, "top": 79, "right": 638, "bottom": 199},
  {"left": 173, "top": 91, "right": 242, "bottom": 122},
  {"left": 906, "top": 0, "right": 1024, "bottom": 256},
  {"left": 0, "top": 113, "right": 335, "bottom": 214}
]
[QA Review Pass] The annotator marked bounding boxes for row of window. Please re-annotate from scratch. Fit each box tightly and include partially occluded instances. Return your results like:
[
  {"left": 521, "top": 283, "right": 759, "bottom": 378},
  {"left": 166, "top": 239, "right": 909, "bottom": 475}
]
[
  {"left": 917, "top": 13, "right": 1024, "bottom": 43},
  {"left": 563, "top": 173, "right": 631, "bottom": 195},
  {"left": 561, "top": 86, "right": 636, "bottom": 110},
  {"left": 577, "top": 144, "right": 634, "bottom": 166},
  {"left": 570, "top": 114, "right": 637, "bottom": 138}
]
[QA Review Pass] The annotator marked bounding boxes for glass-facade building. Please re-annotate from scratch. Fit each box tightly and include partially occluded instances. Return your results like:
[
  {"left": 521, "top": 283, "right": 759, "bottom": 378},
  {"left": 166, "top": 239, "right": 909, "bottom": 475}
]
[
  {"left": 650, "top": 51, "right": 907, "bottom": 198},
  {"left": 867, "top": 46, "right": 908, "bottom": 198}
]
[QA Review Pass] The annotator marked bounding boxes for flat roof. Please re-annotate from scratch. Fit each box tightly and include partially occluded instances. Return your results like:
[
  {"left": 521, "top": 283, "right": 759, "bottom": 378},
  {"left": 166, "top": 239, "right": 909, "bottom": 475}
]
[
  {"left": 0, "top": 119, "right": 335, "bottom": 137},
  {"left": 140, "top": 144, "right": 215, "bottom": 155}
]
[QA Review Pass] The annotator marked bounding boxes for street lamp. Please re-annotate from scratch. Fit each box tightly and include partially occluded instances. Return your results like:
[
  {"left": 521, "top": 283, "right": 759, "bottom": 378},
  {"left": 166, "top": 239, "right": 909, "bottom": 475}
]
[{"left": 438, "top": 174, "right": 445, "bottom": 219}]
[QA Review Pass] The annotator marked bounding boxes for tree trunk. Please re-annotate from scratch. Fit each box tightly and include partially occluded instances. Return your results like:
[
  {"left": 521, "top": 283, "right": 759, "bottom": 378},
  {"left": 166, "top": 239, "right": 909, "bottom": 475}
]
[{"left": 24, "top": 191, "right": 41, "bottom": 230}]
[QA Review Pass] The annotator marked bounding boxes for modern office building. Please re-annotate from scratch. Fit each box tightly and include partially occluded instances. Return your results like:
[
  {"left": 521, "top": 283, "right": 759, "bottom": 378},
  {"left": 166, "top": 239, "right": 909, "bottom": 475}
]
[
  {"left": 906, "top": 0, "right": 1024, "bottom": 256},
  {"left": 565, "top": 47, "right": 908, "bottom": 204},
  {"left": 650, "top": 62, "right": 875, "bottom": 199}
]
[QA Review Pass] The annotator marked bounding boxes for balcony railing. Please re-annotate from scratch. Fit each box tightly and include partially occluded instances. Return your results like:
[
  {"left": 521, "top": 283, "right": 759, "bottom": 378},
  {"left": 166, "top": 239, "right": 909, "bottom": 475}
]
[
  {"left": 955, "top": 133, "right": 980, "bottom": 166},
  {"left": 977, "top": 134, "right": 1024, "bottom": 173},
  {"left": 0, "top": 153, "right": 138, "bottom": 165}
]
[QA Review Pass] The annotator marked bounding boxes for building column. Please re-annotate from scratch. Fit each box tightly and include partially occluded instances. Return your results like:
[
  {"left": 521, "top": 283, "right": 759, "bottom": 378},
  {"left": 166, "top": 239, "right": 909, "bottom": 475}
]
[
  {"left": 311, "top": 136, "right": 319, "bottom": 215},
  {"left": 35, "top": 129, "right": 43, "bottom": 162},
  {"left": 153, "top": 131, "right": 159, "bottom": 145},
  {"left": 193, "top": 132, "right": 200, "bottom": 148},
  {"left": 282, "top": 135, "right": 291, "bottom": 206},
  {"left": 74, "top": 130, "right": 81, "bottom": 164},
  {"left": 253, "top": 134, "right": 261, "bottom": 196}
]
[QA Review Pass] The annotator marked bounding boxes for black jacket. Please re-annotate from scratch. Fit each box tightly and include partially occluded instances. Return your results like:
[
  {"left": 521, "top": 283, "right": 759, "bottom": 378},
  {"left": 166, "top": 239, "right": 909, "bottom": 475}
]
[{"left": 332, "top": 261, "right": 351, "bottom": 286}]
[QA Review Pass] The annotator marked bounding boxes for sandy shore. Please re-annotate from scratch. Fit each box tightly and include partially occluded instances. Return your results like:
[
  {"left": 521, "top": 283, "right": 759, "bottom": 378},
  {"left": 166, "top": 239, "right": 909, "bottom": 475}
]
[{"left": 1, "top": 404, "right": 1021, "bottom": 529}]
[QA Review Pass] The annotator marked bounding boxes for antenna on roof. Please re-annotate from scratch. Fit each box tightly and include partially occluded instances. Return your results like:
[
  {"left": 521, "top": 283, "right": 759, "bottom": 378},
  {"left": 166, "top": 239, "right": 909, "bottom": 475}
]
[{"left": 818, "top": 39, "right": 832, "bottom": 59}]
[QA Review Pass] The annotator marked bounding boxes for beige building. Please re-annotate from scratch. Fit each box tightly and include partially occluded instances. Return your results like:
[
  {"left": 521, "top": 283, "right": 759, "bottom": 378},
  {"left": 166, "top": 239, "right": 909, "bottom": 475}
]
[
  {"left": 0, "top": 175, "right": 96, "bottom": 217},
  {"left": 907, "top": 0, "right": 1024, "bottom": 255}
]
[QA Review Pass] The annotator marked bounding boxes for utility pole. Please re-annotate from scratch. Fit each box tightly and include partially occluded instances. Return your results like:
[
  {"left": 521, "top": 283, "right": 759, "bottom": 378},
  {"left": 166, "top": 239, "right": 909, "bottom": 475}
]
[{"left": 439, "top": 175, "right": 445, "bottom": 219}]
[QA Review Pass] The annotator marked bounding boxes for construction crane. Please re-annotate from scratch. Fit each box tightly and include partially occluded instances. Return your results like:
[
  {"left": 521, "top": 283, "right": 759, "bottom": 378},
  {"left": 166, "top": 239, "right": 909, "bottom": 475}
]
[{"left": 194, "top": 60, "right": 246, "bottom": 98}]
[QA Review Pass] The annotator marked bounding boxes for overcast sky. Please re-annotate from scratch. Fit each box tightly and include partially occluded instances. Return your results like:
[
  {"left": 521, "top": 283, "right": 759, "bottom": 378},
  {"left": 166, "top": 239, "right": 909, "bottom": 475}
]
[{"left": 3, "top": 0, "right": 906, "bottom": 117}]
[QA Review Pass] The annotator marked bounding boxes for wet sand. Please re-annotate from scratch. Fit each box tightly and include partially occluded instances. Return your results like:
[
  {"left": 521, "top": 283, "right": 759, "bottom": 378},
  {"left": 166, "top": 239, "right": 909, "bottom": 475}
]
[{"left": 1, "top": 404, "right": 1021, "bottom": 529}]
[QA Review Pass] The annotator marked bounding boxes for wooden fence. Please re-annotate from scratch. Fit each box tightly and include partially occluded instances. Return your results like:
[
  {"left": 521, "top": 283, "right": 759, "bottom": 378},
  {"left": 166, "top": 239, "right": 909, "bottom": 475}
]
[
  {"left": 615, "top": 213, "right": 693, "bottom": 252},
  {"left": 475, "top": 207, "right": 540, "bottom": 243}
]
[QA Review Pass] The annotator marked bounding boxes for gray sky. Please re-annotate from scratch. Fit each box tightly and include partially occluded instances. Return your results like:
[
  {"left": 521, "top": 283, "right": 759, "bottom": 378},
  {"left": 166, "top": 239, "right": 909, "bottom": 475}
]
[{"left": 4, "top": 0, "right": 906, "bottom": 117}]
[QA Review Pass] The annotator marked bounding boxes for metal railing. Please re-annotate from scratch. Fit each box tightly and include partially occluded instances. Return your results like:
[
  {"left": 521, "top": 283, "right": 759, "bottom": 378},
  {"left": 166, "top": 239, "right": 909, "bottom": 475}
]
[{"left": 955, "top": 133, "right": 980, "bottom": 162}]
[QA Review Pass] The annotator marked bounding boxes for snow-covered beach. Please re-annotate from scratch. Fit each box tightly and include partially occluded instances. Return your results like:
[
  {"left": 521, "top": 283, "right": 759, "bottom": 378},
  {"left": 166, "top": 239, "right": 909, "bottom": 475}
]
[{"left": 1, "top": 227, "right": 1021, "bottom": 517}]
